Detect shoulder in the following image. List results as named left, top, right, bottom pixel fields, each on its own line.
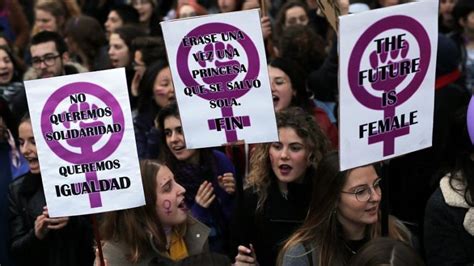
left=65, top=62, right=88, bottom=74
left=281, top=243, right=315, bottom=266
left=8, top=173, right=32, bottom=196
left=212, top=150, right=233, bottom=166
left=185, top=216, right=211, bottom=254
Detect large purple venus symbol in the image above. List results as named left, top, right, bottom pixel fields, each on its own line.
left=347, top=16, right=430, bottom=156
left=177, top=23, right=259, bottom=142
left=41, top=82, right=125, bottom=208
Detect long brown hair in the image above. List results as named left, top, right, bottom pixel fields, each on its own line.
left=100, top=160, right=183, bottom=263
left=246, top=107, right=330, bottom=212
left=277, top=151, right=411, bottom=266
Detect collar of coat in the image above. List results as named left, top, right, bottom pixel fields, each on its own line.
left=440, top=175, right=474, bottom=236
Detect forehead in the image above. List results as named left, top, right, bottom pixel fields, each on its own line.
left=31, top=41, right=58, bottom=57
left=109, top=33, right=125, bottom=45
left=109, top=10, right=121, bottom=19
left=156, top=165, right=173, bottom=184
left=156, top=67, right=171, bottom=78
left=19, top=121, right=33, bottom=137
left=344, top=165, right=378, bottom=188
left=35, top=9, right=54, bottom=18
left=0, top=49, right=9, bottom=58
left=268, top=66, right=288, bottom=78
left=286, top=6, right=306, bottom=16
left=277, top=127, right=304, bottom=143
left=164, top=116, right=181, bottom=129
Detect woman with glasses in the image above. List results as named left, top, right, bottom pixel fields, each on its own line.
left=233, top=107, right=330, bottom=266
left=277, top=151, right=412, bottom=266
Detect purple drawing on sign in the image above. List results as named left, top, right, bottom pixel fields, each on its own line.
left=41, top=82, right=125, bottom=208
left=347, top=15, right=431, bottom=156
left=177, top=23, right=259, bottom=143
left=467, top=96, right=474, bottom=145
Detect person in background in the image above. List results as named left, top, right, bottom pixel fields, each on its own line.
left=217, top=0, right=244, bottom=13
left=108, top=25, right=146, bottom=109
left=134, top=59, right=174, bottom=159
left=130, top=36, right=166, bottom=98
left=99, top=160, right=210, bottom=265
left=273, top=1, right=311, bottom=40
left=31, top=1, right=67, bottom=37
left=233, top=107, right=330, bottom=266
left=350, top=237, right=424, bottom=266
left=18, top=31, right=87, bottom=120
left=450, top=0, right=474, bottom=92
left=439, top=0, right=457, bottom=33
left=277, top=151, right=412, bottom=266
left=63, top=15, right=108, bottom=71
left=424, top=107, right=474, bottom=265
left=8, top=115, right=94, bottom=266
left=104, top=5, right=139, bottom=40
left=0, top=0, right=30, bottom=57
left=157, top=102, right=237, bottom=255
left=268, top=57, right=338, bottom=148
left=0, top=45, right=26, bottom=113
left=131, top=0, right=162, bottom=36
left=176, top=0, right=208, bottom=19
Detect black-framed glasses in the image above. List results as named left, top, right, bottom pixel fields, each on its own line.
left=341, top=178, right=382, bottom=202
left=32, top=54, right=60, bottom=68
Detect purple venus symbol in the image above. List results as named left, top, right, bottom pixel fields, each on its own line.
left=177, top=23, right=259, bottom=142
left=347, top=15, right=431, bottom=156
left=41, top=82, right=125, bottom=208
left=467, top=96, right=474, bottom=145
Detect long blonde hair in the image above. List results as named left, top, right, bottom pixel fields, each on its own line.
left=246, top=107, right=330, bottom=212
left=277, top=152, right=411, bottom=266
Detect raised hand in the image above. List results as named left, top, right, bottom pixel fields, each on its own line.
left=369, top=39, right=410, bottom=91
left=235, top=244, right=258, bottom=266
left=195, top=180, right=216, bottom=208
left=218, top=172, right=236, bottom=195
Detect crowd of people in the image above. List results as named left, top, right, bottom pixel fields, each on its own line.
left=0, top=0, right=473, bottom=265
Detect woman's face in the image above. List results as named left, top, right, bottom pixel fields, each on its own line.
left=440, top=0, right=456, bottom=19
left=337, top=165, right=381, bottom=235
left=153, top=67, right=175, bottom=108
left=218, top=0, right=238, bottom=12
left=104, top=11, right=123, bottom=39
left=35, top=9, right=59, bottom=32
left=284, top=6, right=309, bottom=27
left=164, top=116, right=198, bottom=164
left=379, top=0, right=399, bottom=7
left=19, top=121, right=40, bottom=174
left=132, top=0, right=154, bottom=23
left=155, top=165, right=188, bottom=227
left=269, top=66, right=294, bottom=112
left=108, top=33, right=130, bottom=68
left=269, top=127, right=310, bottom=184
left=0, top=49, right=14, bottom=84
left=179, top=4, right=197, bottom=18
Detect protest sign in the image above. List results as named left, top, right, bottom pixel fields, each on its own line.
left=161, top=9, right=278, bottom=149
left=339, top=0, right=438, bottom=170
left=316, top=0, right=342, bottom=31
left=24, top=68, right=145, bottom=217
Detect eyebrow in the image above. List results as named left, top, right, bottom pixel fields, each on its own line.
left=348, top=177, right=381, bottom=190
left=160, top=178, right=171, bottom=188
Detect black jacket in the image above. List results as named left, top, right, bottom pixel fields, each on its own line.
left=231, top=179, right=312, bottom=266
left=8, top=172, right=94, bottom=266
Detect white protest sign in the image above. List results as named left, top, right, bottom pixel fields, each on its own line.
left=24, top=68, right=145, bottom=217
left=339, top=0, right=438, bottom=170
left=161, top=9, right=278, bottom=149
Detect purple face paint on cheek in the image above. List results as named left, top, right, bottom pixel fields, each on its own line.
left=163, top=199, right=172, bottom=215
